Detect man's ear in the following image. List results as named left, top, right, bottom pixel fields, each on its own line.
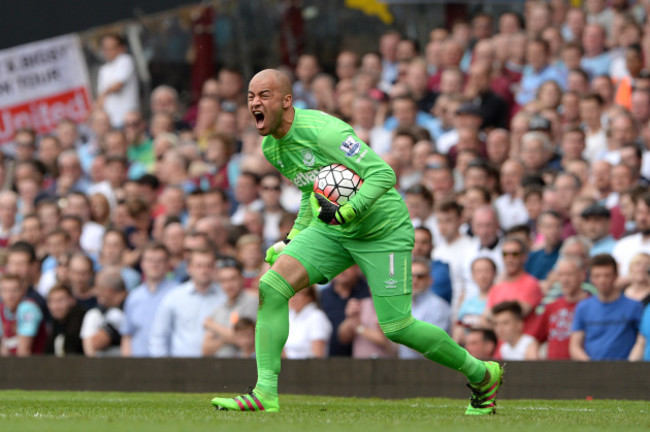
left=283, top=94, right=293, bottom=109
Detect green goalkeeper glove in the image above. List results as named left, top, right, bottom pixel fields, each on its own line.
left=310, top=192, right=357, bottom=225
left=264, top=228, right=300, bottom=265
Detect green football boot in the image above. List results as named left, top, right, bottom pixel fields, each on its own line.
left=211, top=386, right=279, bottom=413
left=465, top=361, right=505, bottom=415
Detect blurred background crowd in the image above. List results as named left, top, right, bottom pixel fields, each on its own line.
left=1, top=0, right=650, bottom=362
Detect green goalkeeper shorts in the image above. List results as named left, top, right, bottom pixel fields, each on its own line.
left=281, top=224, right=414, bottom=297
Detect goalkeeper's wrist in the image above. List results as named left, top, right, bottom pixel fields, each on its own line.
left=335, top=202, right=358, bottom=224
left=287, top=228, right=301, bottom=240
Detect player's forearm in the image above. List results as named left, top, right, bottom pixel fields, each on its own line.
left=349, top=168, right=395, bottom=214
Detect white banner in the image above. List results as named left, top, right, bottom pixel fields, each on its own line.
left=0, top=34, right=92, bottom=143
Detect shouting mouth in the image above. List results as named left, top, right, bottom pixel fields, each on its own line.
left=252, top=110, right=265, bottom=129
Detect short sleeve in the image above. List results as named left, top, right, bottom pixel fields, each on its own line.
left=111, top=54, right=136, bottom=83
left=80, top=309, right=104, bottom=339
left=105, top=308, right=124, bottom=329
left=16, top=302, right=43, bottom=336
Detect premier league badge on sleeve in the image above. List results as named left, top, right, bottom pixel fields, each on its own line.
left=340, top=135, right=361, bottom=157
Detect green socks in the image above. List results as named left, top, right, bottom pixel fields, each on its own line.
left=384, top=318, right=486, bottom=383
left=254, top=270, right=295, bottom=397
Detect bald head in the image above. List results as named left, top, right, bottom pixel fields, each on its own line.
left=250, top=69, right=292, bottom=96
left=247, top=68, right=297, bottom=137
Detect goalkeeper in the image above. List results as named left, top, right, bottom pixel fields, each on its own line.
left=211, top=69, right=503, bottom=415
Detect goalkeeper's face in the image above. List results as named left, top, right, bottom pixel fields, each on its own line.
left=248, top=70, right=292, bottom=138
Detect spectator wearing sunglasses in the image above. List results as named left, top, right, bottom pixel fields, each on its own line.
left=484, top=236, right=542, bottom=335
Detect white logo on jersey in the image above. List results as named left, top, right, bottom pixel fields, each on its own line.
left=302, top=149, right=315, bottom=167
left=292, top=168, right=319, bottom=188
left=384, top=278, right=398, bottom=290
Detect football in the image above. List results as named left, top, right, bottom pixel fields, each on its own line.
left=313, top=164, right=363, bottom=205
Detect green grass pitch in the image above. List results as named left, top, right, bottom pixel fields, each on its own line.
left=0, top=391, right=648, bottom=432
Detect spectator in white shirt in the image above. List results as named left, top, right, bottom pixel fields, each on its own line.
left=433, top=199, right=475, bottom=319
left=463, top=206, right=504, bottom=304
left=613, top=192, right=650, bottom=277
left=96, top=34, right=140, bottom=128
left=494, top=160, right=529, bottom=231
left=284, top=286, right=332, bottom=359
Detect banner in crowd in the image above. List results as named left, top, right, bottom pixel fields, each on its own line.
left=0, top=34, right=92, bottom=144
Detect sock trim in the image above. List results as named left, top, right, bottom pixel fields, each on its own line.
left=379, top=315, right=414, bottom=335
left=261, top=270, right=296, bottom=299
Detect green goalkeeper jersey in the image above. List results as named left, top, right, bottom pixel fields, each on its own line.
left=262, top=107, right=412, bottom=246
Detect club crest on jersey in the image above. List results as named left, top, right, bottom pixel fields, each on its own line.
left=340, top=135, right=361, bottom=157
left=301, top=149, right=315, bottom=167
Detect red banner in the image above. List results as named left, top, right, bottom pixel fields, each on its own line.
left=0, top=86, right=91, bottom=144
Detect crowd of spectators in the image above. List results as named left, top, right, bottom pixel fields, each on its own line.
left=2, top=0, right=650, bottom=362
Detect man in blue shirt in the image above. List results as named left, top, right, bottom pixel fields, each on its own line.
left=580, top=24, right=611, bottom=78
left=637, top=304, right=650, bottom=361
left=570, top=254, right=643, bottom=360
left=413, top=227, right=453, bottom=304
left=399, top=257, right=451, bottom=359
left=525, top=210, right=563, bottom=280
left=149, top=248, right=226, bottom=357
left=121, top=242, right=178, bottom=357
left=516, top=38, right=565, bottom=106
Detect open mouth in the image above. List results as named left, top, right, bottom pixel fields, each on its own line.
left=253, top=110, right=265, bottom=128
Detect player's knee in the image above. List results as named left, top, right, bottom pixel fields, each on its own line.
left=270, top=255, right=311, bottom=289
left=379, top=315, right=415, bottom=344
left=259, top=270, right=296, bottom=302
